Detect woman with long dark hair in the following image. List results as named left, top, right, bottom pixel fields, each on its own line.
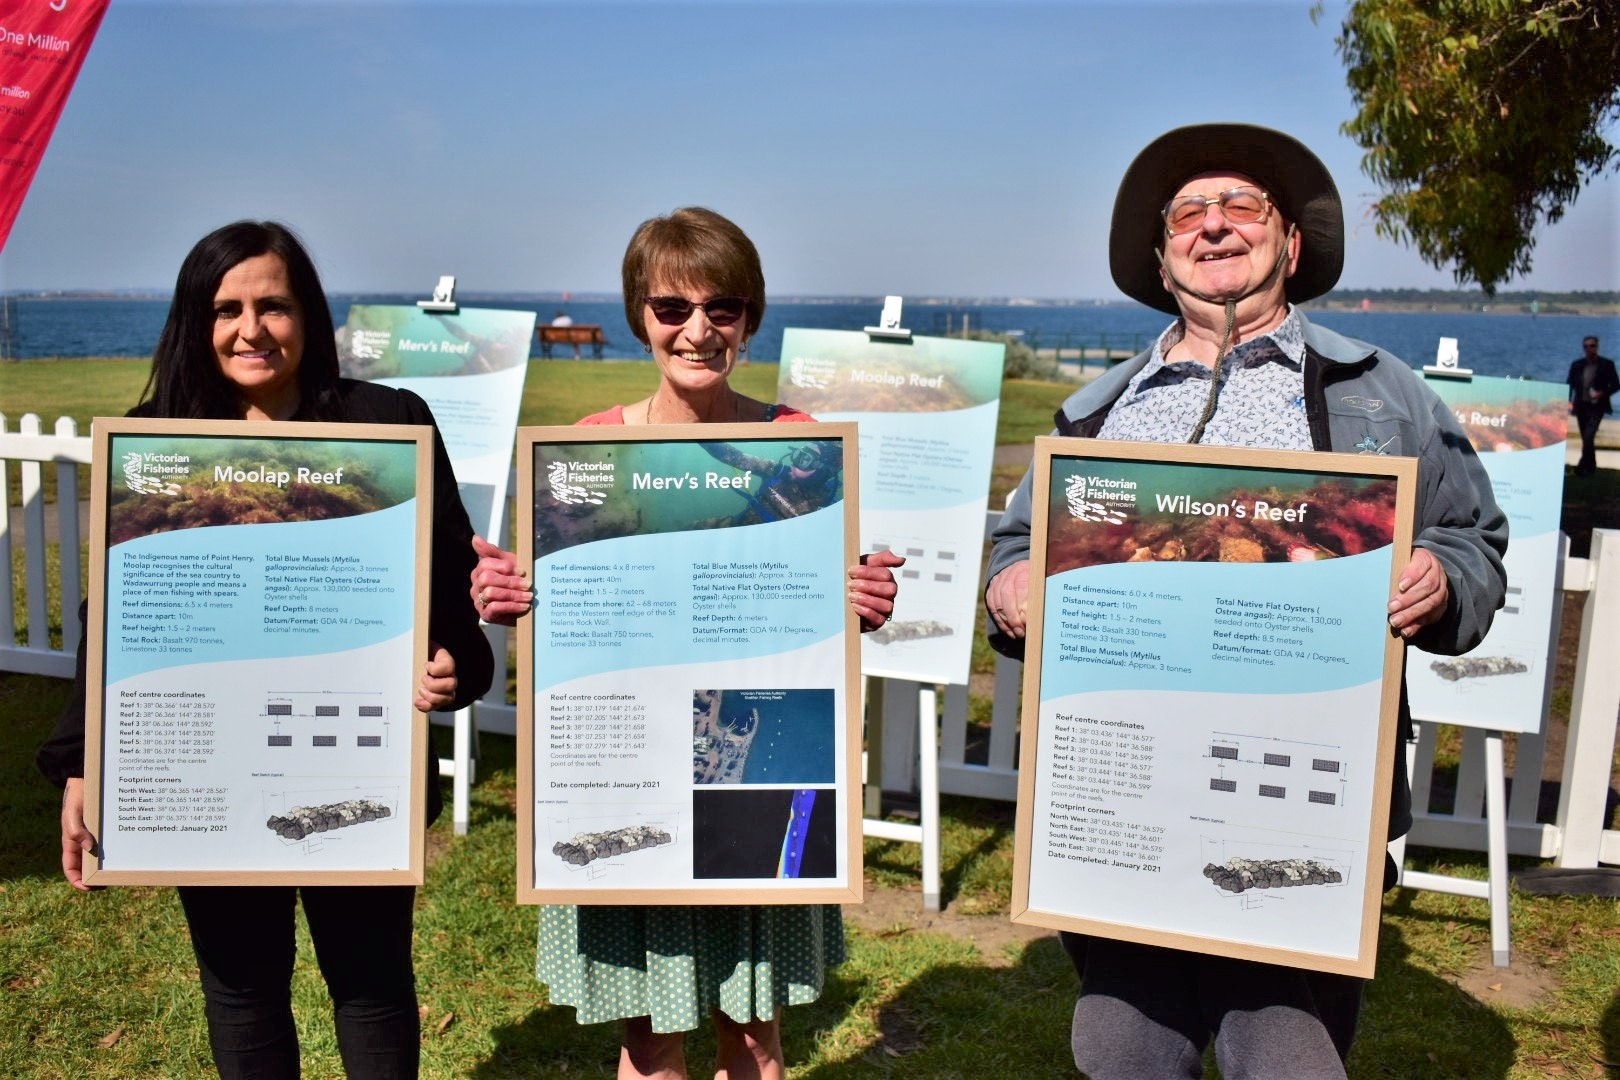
left=38, top=220, right=493, bottom=1078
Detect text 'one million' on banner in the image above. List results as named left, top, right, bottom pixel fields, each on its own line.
left=0, top=0, right=110, bottom=252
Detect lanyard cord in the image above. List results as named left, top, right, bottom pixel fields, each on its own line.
left=1185, top=300, right=1237, bottom=444
left=1153, top=223, right=1297, bottom=445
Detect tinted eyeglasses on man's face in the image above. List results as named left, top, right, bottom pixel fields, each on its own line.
left=645, top=296, right=748, bottom=327
left=1162, top=186, right=1272, bottom=236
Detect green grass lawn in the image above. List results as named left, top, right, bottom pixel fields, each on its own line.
left=4, top=683, right=1619, bottom=1078
left=0, top=357, right=1069, bottom=447
left=7, top=358, right=1620, bottom=1077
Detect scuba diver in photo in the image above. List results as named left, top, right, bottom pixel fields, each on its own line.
left=698, top=439, right=843, bottom=525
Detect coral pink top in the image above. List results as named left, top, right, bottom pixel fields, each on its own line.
left=576, top=403, right=814, bottom=425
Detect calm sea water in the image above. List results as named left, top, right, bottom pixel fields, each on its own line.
left=5, top=296, right=1614, bottom=385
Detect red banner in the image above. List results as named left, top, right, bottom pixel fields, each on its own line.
left=0, top=0, right=109, bottom=253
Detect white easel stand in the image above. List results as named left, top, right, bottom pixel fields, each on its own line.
left=1394, top=355, right=1508, bottom=964
left=437, top=704, right=480, bottom=835
left=436, top=622, right=503, bottom=836
left=1389, top=724, right=1511, bottom=966
left=861, top=677, right=943, bottom=910
left=432, top=459, right=506, bottom=836
left=854, top=296, right=938, bottom=905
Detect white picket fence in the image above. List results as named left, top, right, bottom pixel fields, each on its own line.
left=1, top=413, right=90, bottom=678
left=6, top=412, right=1620, bottom=868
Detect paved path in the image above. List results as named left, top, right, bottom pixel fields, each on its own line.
left=6, top=500, right=90, bottom=545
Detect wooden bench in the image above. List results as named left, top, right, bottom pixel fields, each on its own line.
left=537, top=324, right=607, bottom=359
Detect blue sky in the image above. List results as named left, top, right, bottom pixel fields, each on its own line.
left=3, top=0, right=1616, bottom=298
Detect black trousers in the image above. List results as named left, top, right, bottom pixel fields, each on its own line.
left=1574, top=403, right=1606, bottom=474
left=177, top=885, right=419, bottom=1079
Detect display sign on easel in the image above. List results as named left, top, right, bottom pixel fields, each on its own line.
left=83, top=420, right=433, bottom=885
left=1406, top=373, right=1569, bottom=733
left=1010, top=439, right=1417, bottom=976
left=776, top=316, right=1004, bottom=685
left=514, top=424, right=864, bottom=905
left=338, top=298, right=534, bottom=540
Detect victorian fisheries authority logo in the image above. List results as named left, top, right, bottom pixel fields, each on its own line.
left=1064, top=473, right=1135, bottom=524
left=122, top=451, right=186, bottom=496
left=344, top=328, right=391, bottom=362
left=787, top=355, right=834, bottom=390
left=546, top=460, right=613, bottom=506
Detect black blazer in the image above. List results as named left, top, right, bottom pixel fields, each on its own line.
left=1568, top=354, right=1620, bottom=414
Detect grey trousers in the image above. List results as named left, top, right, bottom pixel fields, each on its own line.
left=1062, top=935, right=1359, bottom=1079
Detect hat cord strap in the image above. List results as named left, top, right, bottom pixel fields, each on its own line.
left=1186, top=300, right=1236, bottom=444
left=1153, top=222, right=1297, bottom=444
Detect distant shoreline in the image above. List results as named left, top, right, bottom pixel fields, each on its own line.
left=7, top=294, right=1618, bottom=318
left=1311, top=302, right=1620, bottom=317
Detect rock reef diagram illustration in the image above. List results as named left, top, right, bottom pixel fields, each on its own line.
left=266, top=799, right=392, bottom=841
left=1203, top=856, right=1344, bottom=894
left=553, top=825, right=674, bottom=867
left=867, top=618, right=954, bottom=646
left=1429, top=656, right=1529, bottom=682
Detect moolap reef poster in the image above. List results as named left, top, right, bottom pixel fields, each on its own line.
left=86, top=421, right=431, bottom=885
left=777, top=328, right=1004, bottom=684
left=517, top=424, right=862, bottom=905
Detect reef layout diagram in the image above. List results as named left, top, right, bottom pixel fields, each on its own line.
left=262, top=691, right=392, bottom=751
left=1205, top=730, right=1349, bottom=811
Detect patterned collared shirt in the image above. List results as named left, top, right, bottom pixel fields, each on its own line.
left=1096, top=307, right=1312, bottom=450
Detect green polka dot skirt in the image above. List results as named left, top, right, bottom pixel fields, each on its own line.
left=536, top=904, right=845, bottom=1033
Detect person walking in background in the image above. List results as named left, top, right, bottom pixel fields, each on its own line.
left=983, top=124, right=1506, bottom=1078
left=1567, top=335, right=1619, bottom=476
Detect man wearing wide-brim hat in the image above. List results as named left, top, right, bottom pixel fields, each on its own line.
left=985, top=124, right=1508, bottom=1076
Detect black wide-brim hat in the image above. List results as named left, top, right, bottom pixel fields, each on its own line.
left=1109, top=123, right=1344, bottom=315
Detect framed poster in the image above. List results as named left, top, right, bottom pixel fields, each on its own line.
left=776, top=328, right=1004, bottom=684
left=83, top=419, right=433, bottom=886
left=1405, top=376, right=1568, bottom=733
left=516, top=423, right=863, bottom=905
left=1011, top=439, right=1417, bottom=977
left=339, top=304, right=535, bottom=539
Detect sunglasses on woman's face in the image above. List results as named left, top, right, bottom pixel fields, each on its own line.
left=645, top=296, right=748, bottom=327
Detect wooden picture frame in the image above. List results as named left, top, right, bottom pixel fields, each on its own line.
left=516, top=423, right=863, bottom=905
left=83, top=419, right=433, bottom=886
left=1010, top=439, right=1417, bottom=977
